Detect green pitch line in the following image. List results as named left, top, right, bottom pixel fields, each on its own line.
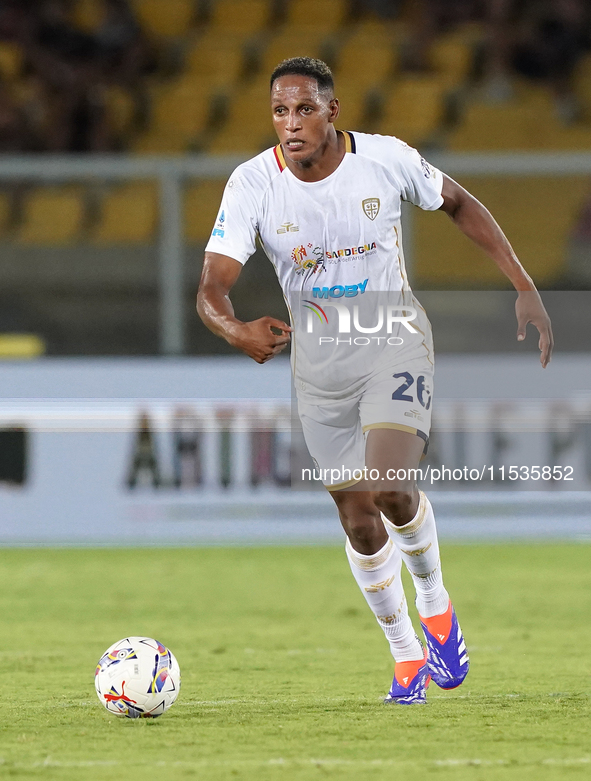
left=1, top=545, right=589, bottom=781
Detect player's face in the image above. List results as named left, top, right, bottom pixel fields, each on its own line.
left=271, top=75, right=339, bottom=165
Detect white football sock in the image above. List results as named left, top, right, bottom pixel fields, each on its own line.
left=381, top=490, right=449, bottom=618
left=345, top=537, right=424, bottom=662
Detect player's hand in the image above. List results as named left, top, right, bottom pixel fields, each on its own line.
left=515, top=291, right=553, bottom=368
left=229, top=317, right=292, bottom=364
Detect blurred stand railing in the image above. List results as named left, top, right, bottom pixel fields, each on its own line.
left=3, top=152, right=591, bottom=355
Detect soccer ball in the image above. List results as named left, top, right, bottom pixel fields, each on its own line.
left=95, top=637, right=181, bottom=718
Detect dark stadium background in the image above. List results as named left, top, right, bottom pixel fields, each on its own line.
left=0, top=0, right=590, bottom=357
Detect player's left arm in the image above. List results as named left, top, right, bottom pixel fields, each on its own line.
left=439, top=174, right=553, bottom=368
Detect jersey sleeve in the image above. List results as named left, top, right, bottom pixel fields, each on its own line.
left=393, top=139, right=444, bottom=211
left=204, top=167, right=261, bottom=264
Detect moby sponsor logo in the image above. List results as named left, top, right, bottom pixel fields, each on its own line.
left=312, top=279, right=368, bottom=299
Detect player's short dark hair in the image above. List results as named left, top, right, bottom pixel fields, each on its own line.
left=270, top=57, right=334, bottom=94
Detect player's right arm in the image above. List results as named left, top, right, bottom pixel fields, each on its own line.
left=197, top=251, right=292, bottom=364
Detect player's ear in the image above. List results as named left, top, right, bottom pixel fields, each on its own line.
left=328, top=98, right=340, bottom=123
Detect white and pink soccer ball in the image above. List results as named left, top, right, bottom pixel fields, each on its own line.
left=95, top=637, right=180, bottom=718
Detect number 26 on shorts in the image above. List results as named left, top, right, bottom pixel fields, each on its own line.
left=391, top=372, right=432, bottom=410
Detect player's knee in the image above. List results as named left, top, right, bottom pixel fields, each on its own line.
left=373, top=489, right=415, bottom=522
left=343, top=515, right=386, bottom=554
left=342, top=513, right=380, bottom=545
left=335, top=501, right=376, bottom=532
left=331, top=493, right=381, bottom=544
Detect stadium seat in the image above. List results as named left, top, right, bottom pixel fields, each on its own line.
left=448, top=86, right=591, bottom=151
left=0, top=334, right=45, bottom=359
left=0, top=191, right=12, bottom=236
left=16, top=187, right=85, bottom=245
left=103, top=85, right=137, bottom=143
left=258, top=27, right=328, bottom=75
left=448, top=89, right=547, bottom=150
left=131, top=0, right=196, bottom=39
left=574, top=53, right=591, bottom=118
left=334, top=25, right=399, bottom=90
left=134, top=126, right=203, bottom=155
left=92, top=183, right=158, bottom=244
left=208, top=123, right=274, bottom=155
left=539, top=123, right=591, bottom=151
left=0, top=42, right=23, bottom=81
left=207, top=76, right=276, bottom=153
left=378, top=75, right=447, bottom=147
left=185, top=35, right=246, bottom=88
left=208, top=0, right=271, bottom=35
left=414, top=176, right=590, bottom=286
left=184, top=180, right=227, bottom=243
left=286, top=0, right=348, bottom=32
left=429, top=30, right=475, bottom=87
left=71, top=0, right=104, bottom=31
left=133, top=78, right=213, bottom=153
left=133, top=127, right=192, bottom=154
left=333, top=82, right=373, bottom=131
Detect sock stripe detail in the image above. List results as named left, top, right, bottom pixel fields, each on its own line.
left=381, top=491, right=428, bottom=537
left=400, top=542, right=432, bottom=557
left=345, top=537, right=394, bottom=571
left=364, top=575, right=395, bottom=593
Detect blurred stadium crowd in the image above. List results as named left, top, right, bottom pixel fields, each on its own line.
left=0, top=0, right=591, bottom=154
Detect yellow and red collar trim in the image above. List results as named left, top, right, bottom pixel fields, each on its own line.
left=273, top=143, right=287, bottom=171
left=273, top=130, right=356, bottom=172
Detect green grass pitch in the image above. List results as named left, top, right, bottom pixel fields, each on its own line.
left=1, top=544, right=590, bottom=781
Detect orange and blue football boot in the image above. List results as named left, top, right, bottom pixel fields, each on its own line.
left=384, top=648, right=430, bottom=705
left=419, top=601, right=469, bottom=690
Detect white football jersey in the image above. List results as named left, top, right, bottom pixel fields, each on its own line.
left=205, top=131, right=444, bottom=399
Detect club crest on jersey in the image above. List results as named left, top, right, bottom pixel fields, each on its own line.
left=362, top=198, right=380, bottom=221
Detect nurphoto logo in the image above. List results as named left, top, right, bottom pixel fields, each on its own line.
left=301, top=298, right=420, bottom=347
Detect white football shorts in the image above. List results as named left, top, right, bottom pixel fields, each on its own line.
left=297, top=352, right=434, bottom=490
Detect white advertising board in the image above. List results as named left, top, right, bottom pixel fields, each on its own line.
left=1, top=356, right=591, bottom=544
